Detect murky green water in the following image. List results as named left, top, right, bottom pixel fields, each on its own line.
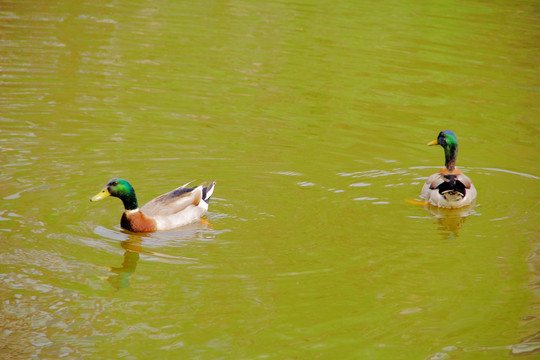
left=1, top=0, right=539, bottom=359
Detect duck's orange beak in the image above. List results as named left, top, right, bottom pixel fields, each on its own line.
left=91, top=188, right=110, bottom=201
left=427, top=139, right=438, bottom=146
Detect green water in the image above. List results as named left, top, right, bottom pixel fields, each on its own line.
left=1, top=0, right=539, bottom=359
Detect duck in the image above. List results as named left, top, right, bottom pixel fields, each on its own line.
left=91, top=178, right=216, bottom=232
left=421, top=130, right=476, bottom=208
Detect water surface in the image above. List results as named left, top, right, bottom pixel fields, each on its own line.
left=1, top=0, right=539, bottom=359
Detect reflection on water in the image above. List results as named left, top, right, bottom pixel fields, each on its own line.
left=104, top=233, right=204, bottom=290
left=106, top=240, right=141, bottom=290
left=423, top=203, right=476, bottom=239
left=511, top=331, right=540, bottom=357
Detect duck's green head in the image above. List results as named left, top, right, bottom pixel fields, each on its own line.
left=428, top=130, right=458, bottom=170
left=91, top=178, right=138, bottom=210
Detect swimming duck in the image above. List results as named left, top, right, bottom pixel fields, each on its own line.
left=91, top=178, right=216, bottom=232
left=421, top=130, right=476, bottom=208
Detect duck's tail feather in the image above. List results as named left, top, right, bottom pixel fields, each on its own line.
left=203, top=181, right=216, bottom=203
left=439, top=175, right=466, bottom=197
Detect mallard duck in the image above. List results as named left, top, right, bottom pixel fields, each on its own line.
left=421, top=130, right=476, bottom=208
left=91, top=178, right=216, bottom=232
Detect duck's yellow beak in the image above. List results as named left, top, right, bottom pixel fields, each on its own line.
left=427, top=139, right=438, bottom=146
left=91, top=188, right=110, bottom=201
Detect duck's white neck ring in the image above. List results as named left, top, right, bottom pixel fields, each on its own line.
left=124, top=208, right=140, bottom=215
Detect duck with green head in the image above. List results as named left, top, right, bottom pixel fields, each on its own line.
left=421, top=130, right=476, bottom=208
left=91, top=178, right=216, bottom=232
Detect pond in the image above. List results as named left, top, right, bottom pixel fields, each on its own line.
left=1, top=0, right=539, bottom=359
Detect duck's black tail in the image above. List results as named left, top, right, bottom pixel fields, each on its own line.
left=203, top=181, right=216, bottom=203
left=439, top=175, right=466, bottom=196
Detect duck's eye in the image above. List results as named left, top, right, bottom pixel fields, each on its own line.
left=110, top=181, right=118, bottom=186
left=438, top=135, right=446, bottom=145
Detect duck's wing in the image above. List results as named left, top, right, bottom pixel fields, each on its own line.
left=141, top=185, right=203, bottom=217
left=455, top=173, right=473, bottom=189
left=425, top=173, right=445, bottom=189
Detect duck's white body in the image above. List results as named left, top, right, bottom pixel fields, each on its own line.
left=140, top=183, right=215, bottom=230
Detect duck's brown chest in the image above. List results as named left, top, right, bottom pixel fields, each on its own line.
left=121, top=211, right=157, bottom=232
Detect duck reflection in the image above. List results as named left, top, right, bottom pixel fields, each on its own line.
left=424, top=203, right=475, bottom=239
left=104, top=223, right=206, bottom=290
left=106, top=237, right=143, bottom=290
